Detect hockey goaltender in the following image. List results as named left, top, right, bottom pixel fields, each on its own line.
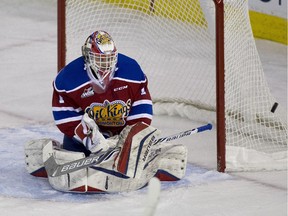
left=24, top=30, right=188, bottom=193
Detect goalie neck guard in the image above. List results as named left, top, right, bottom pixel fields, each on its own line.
left=82, top=30, right=118, bottom=93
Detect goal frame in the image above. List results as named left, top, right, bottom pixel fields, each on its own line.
left=57, top=0, right=226, bottom=172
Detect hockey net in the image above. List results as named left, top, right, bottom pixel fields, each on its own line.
left=58, top=0, right=287, bottom=171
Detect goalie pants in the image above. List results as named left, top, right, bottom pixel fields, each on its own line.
left=63, top=135, right=91, bottom=157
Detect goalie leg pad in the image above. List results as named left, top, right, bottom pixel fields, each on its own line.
left=42, top=141, right=87, bottom=193
left=87, top=162, right=157, bottom=193
left=25, top=138, right=61, bottom=177
left=115, top=122, right=160, bottom=179
left=154, top=144, right=188, bottom=181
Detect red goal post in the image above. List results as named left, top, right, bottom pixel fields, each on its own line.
left=57, top=0, right=287, bottom=172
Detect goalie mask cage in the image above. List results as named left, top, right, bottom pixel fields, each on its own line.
left=57, top=0, right=287, bottom=172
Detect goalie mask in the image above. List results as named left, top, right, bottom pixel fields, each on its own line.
left=82, top=30, right=118, bottom=93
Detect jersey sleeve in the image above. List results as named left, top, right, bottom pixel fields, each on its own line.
left=52, top=82, right=84, bottom=137
left=126, top=74, right=153, bottom=126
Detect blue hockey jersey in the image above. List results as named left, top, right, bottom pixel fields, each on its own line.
left=52, top=53, right=153, bottom=137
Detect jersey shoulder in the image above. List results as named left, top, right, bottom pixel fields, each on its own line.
left=115, top=53, right=146, bottom=83
left=54, top=57, right=90, bottom=92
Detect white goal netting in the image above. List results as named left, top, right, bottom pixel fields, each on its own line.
left=62, top=0, right=287, bottom=171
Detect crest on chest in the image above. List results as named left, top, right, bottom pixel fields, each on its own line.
left=87, top=99, right=132, bottom=127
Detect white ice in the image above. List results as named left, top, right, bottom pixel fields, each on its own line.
left=0, top=1, right=286, bottom=216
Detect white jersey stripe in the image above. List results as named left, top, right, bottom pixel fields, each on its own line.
left=113, top=77, right=146, bottom=84
left=55, top=116, right=82, bottom=125
left=54, top=80, right=91, bottom=93
left=52, top=106, right=83, bottom=112
left=132, top=99, right=153, bottom=107
left=127, top=113, right=153, bottom=121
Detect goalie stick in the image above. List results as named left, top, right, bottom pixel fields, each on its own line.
left=153, top=123, right=212, bottom=145
left=44, top=146, right=121, bottom=177
left=44, top=123, right=212, bottom=177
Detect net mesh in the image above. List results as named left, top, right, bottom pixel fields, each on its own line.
left=63, top=0, right=287, bottom=170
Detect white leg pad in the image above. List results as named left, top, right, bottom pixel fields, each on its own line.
left=87, top=161, right=157, bottom=193
left=42, top=142, right=87, bottom=192
left=115, top=122, right=160, bottom=179
left=24, top=138, right=61, bottom=177
left=87, top=146, right=161, bottom=193
left=155, top=143, right=188, bottom=181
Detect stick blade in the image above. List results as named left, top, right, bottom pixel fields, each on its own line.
left=44, top=156, right=59, bottom=177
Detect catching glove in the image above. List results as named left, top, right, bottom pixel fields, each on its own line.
left=74, top=112, right=108, bottom=153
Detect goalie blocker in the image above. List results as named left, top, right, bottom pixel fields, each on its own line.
left=25, top=122, right=188, bottom=193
